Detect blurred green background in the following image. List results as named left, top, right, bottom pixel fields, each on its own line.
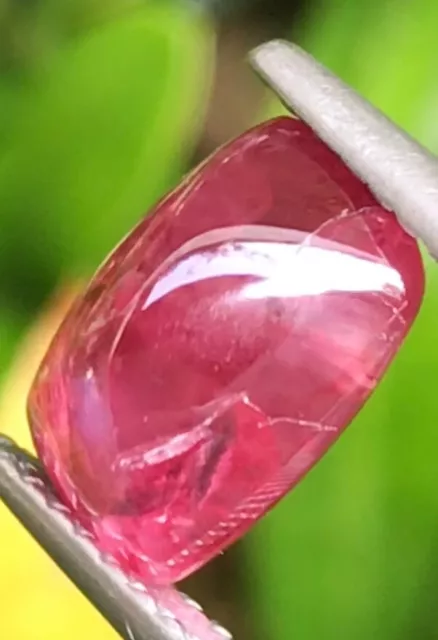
left=1, top=0, right=438, bottom=638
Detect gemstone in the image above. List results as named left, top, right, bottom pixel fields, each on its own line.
left=28, top=117, right=424, bottom=584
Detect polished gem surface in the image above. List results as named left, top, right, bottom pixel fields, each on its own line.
left=28, top=117, right=424, bottom=584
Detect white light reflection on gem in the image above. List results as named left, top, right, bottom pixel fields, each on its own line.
left=142, top=225, right=404, bottom=309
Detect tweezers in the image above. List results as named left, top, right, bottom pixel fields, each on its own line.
left=1, top=39, right=438, bottom=640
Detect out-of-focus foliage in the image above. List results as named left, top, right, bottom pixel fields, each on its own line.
left=250, top=2, right=438, bottom=639
left=0, top=2, right=213, bottom=638
left=0, top=0, right=213, bottom=306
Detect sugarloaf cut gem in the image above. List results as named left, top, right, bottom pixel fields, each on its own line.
left=28, top=117, right=424, bottom=584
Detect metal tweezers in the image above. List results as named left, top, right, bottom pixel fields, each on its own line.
left=1, top=40, right=438, bottom=640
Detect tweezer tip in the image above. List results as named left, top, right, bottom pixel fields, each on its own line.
left=249, top=37, right=438, bottom=258
left=1, top=438, right=232, bottom=640
left=250, top=38, right=292, bottom=59
left=0, top=434, right=15, bottom=451
left=249, top=39, right=314, bottom=74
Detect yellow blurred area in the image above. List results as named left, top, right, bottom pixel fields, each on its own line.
left=0, top=287, right=118, bottom=640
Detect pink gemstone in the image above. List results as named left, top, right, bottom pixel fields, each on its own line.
left=28, top=117, right=424, bottom=584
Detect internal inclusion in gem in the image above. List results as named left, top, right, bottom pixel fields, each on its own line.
left=27, top=117, right=424, bottom=584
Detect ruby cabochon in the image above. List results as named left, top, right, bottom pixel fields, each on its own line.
left=28, top=117, right=425, bottom=585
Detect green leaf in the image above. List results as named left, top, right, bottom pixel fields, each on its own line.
left=0, top=2, right=213, bottom=285
left=0, top=308, right=26, bottom=382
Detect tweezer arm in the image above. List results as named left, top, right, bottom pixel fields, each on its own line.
left=0, top=436, right=174, bottom=640
left=0, top=436, right=229, bottom=640
left=250, top=40, right=438, bottom=258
